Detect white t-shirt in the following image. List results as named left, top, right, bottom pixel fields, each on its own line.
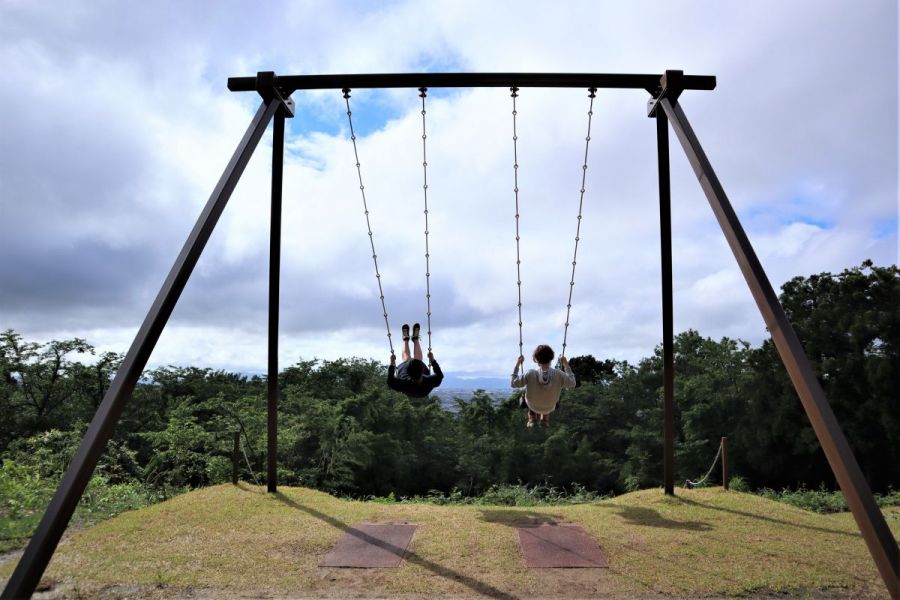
left=511, top=364, right=576, bottom=414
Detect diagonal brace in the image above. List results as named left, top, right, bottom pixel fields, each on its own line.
left=2, top=87, right=291, bottom=599
left=659, top=95, right=899, bottom=599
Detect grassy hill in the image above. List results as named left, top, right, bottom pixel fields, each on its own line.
left=3, top=484, right=898, bottom=598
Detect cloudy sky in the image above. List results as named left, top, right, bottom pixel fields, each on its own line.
left=1, top=1, right=897, bottom=384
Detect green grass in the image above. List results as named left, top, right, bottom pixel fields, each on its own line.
left=2, top=485, right=897, bottom=598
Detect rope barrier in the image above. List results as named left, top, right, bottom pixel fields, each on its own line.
left=685, top=439, right=723, bottom=488
left=343, top=88, right=394, bottom=356
left=239, top=434, right=262, bottom=487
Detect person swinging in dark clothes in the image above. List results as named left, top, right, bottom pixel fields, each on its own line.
left=387, top=323, right=444, bottom=398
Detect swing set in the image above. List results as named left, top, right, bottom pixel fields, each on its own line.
left=343, top=84, right=596, bottom=360
left=3, top=71, right=897, bottom=599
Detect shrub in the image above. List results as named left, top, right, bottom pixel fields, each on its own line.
left=758, top=485, right=847, bottom=513
left=728, top=475, right=750, bottom=492
left=398, top=483, right=605, bottom=506
left=0, top=460, right=156, bottom=551
left=876, top=488, right=900, bottom=508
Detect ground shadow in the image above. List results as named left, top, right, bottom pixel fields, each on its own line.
left=478, top=509, right=565, bottom=527
left=677, top=495, right=861, bottom=539
left=481, top=501, right=712, bottom=532
left=272, top=492, right=516, bottom=600
left=233, top=481, right=266, bottom=494
left=479, top=503, right=712, bottom=532
left=478, top=510, right=609, bottom=569
left=608, top=504, right=713, bottom=531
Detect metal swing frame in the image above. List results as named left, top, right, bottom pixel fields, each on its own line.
left=3, top=70, right=897, bottom=599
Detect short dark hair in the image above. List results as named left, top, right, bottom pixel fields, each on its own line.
left=406, top=359, right=426, bottom=380
left=533, top=344, right=554, bottom=365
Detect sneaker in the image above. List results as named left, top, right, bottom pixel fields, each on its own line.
left=526, top=420, right=535, bottom=428
left=401, top=324, right=410, bottom=342
left=411, top=323, right=421, bottom=341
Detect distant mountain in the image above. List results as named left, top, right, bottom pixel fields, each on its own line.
left=439, top=375, right=511, bottom=390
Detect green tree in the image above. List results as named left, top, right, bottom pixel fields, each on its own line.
left=741, top=261, right=900, bottom=491
left=568, top=355, right=617, bottom=387
left=0, top=330, right=93, bottom=443
left=672, top=331, right=753, bottom=484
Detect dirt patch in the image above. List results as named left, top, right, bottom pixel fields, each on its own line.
left=0, top=547, right=24, bottom=568
left=19, top=580, right=883, bottom=600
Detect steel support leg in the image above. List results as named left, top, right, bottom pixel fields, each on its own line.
left=267, top=111, right=284, bottom=493
left=657, top=110, right=675, bottom=496
left=1, top=98, right=281, bottom=600
left=659, top=96, right=899, bottom=598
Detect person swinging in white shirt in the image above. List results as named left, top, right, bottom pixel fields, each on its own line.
left=511, top=344, right=576, bottom=428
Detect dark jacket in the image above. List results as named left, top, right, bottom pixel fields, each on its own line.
left=387, top=359, right=444, bottom=398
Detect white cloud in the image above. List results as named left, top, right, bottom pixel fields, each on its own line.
left=0, top=0, right=896, bottom=382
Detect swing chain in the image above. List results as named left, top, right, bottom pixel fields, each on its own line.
left=511, top=86, right=524, bottom=359
left=419, top=87, right=433, bottom=353
left=561, top=87, right=597, bottom=358
left=343, top=88, right=394, bottom=356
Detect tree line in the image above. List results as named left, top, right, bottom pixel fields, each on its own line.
left=1, top=261, right=897, bottom=500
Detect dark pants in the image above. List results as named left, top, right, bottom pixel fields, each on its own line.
left=397, top=360, right=431, bottom=378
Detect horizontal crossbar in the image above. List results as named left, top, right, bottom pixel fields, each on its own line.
left=227, top=72, right=716, bottom=95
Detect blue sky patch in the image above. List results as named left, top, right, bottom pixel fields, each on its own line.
left=283, top=51, right=467, bottom=140
left=791, top=215, right=834, bottom=229
left=872, top=218, right=897, bottom=240
left=780, top=193, right=836, bottom=229
left=744, top=192, right=837, bottom=231
left=285, top=86, right=463, bottom=140
left=287, top=91, right=403, bottom=138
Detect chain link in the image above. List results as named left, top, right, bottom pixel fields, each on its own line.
left=343, top=88, right=394, bottom=356
left=511, top=87, right=524, bottom=359
left=561, top=88, right=597, bottom=358
left=419, top=87, right=433, bottom=353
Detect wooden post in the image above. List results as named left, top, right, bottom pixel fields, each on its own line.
left=232, top=431, right=240, bottom=485
left=721, top=436, right=728, bottom=490
left=267, top=109, right=285, bottom=494
left=657, top=109, right=675, bottom=497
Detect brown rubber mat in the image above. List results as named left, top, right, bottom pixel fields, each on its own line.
left=516, top=524, right=608, bottom=568
left=319, top=523, right=416, bottom=568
